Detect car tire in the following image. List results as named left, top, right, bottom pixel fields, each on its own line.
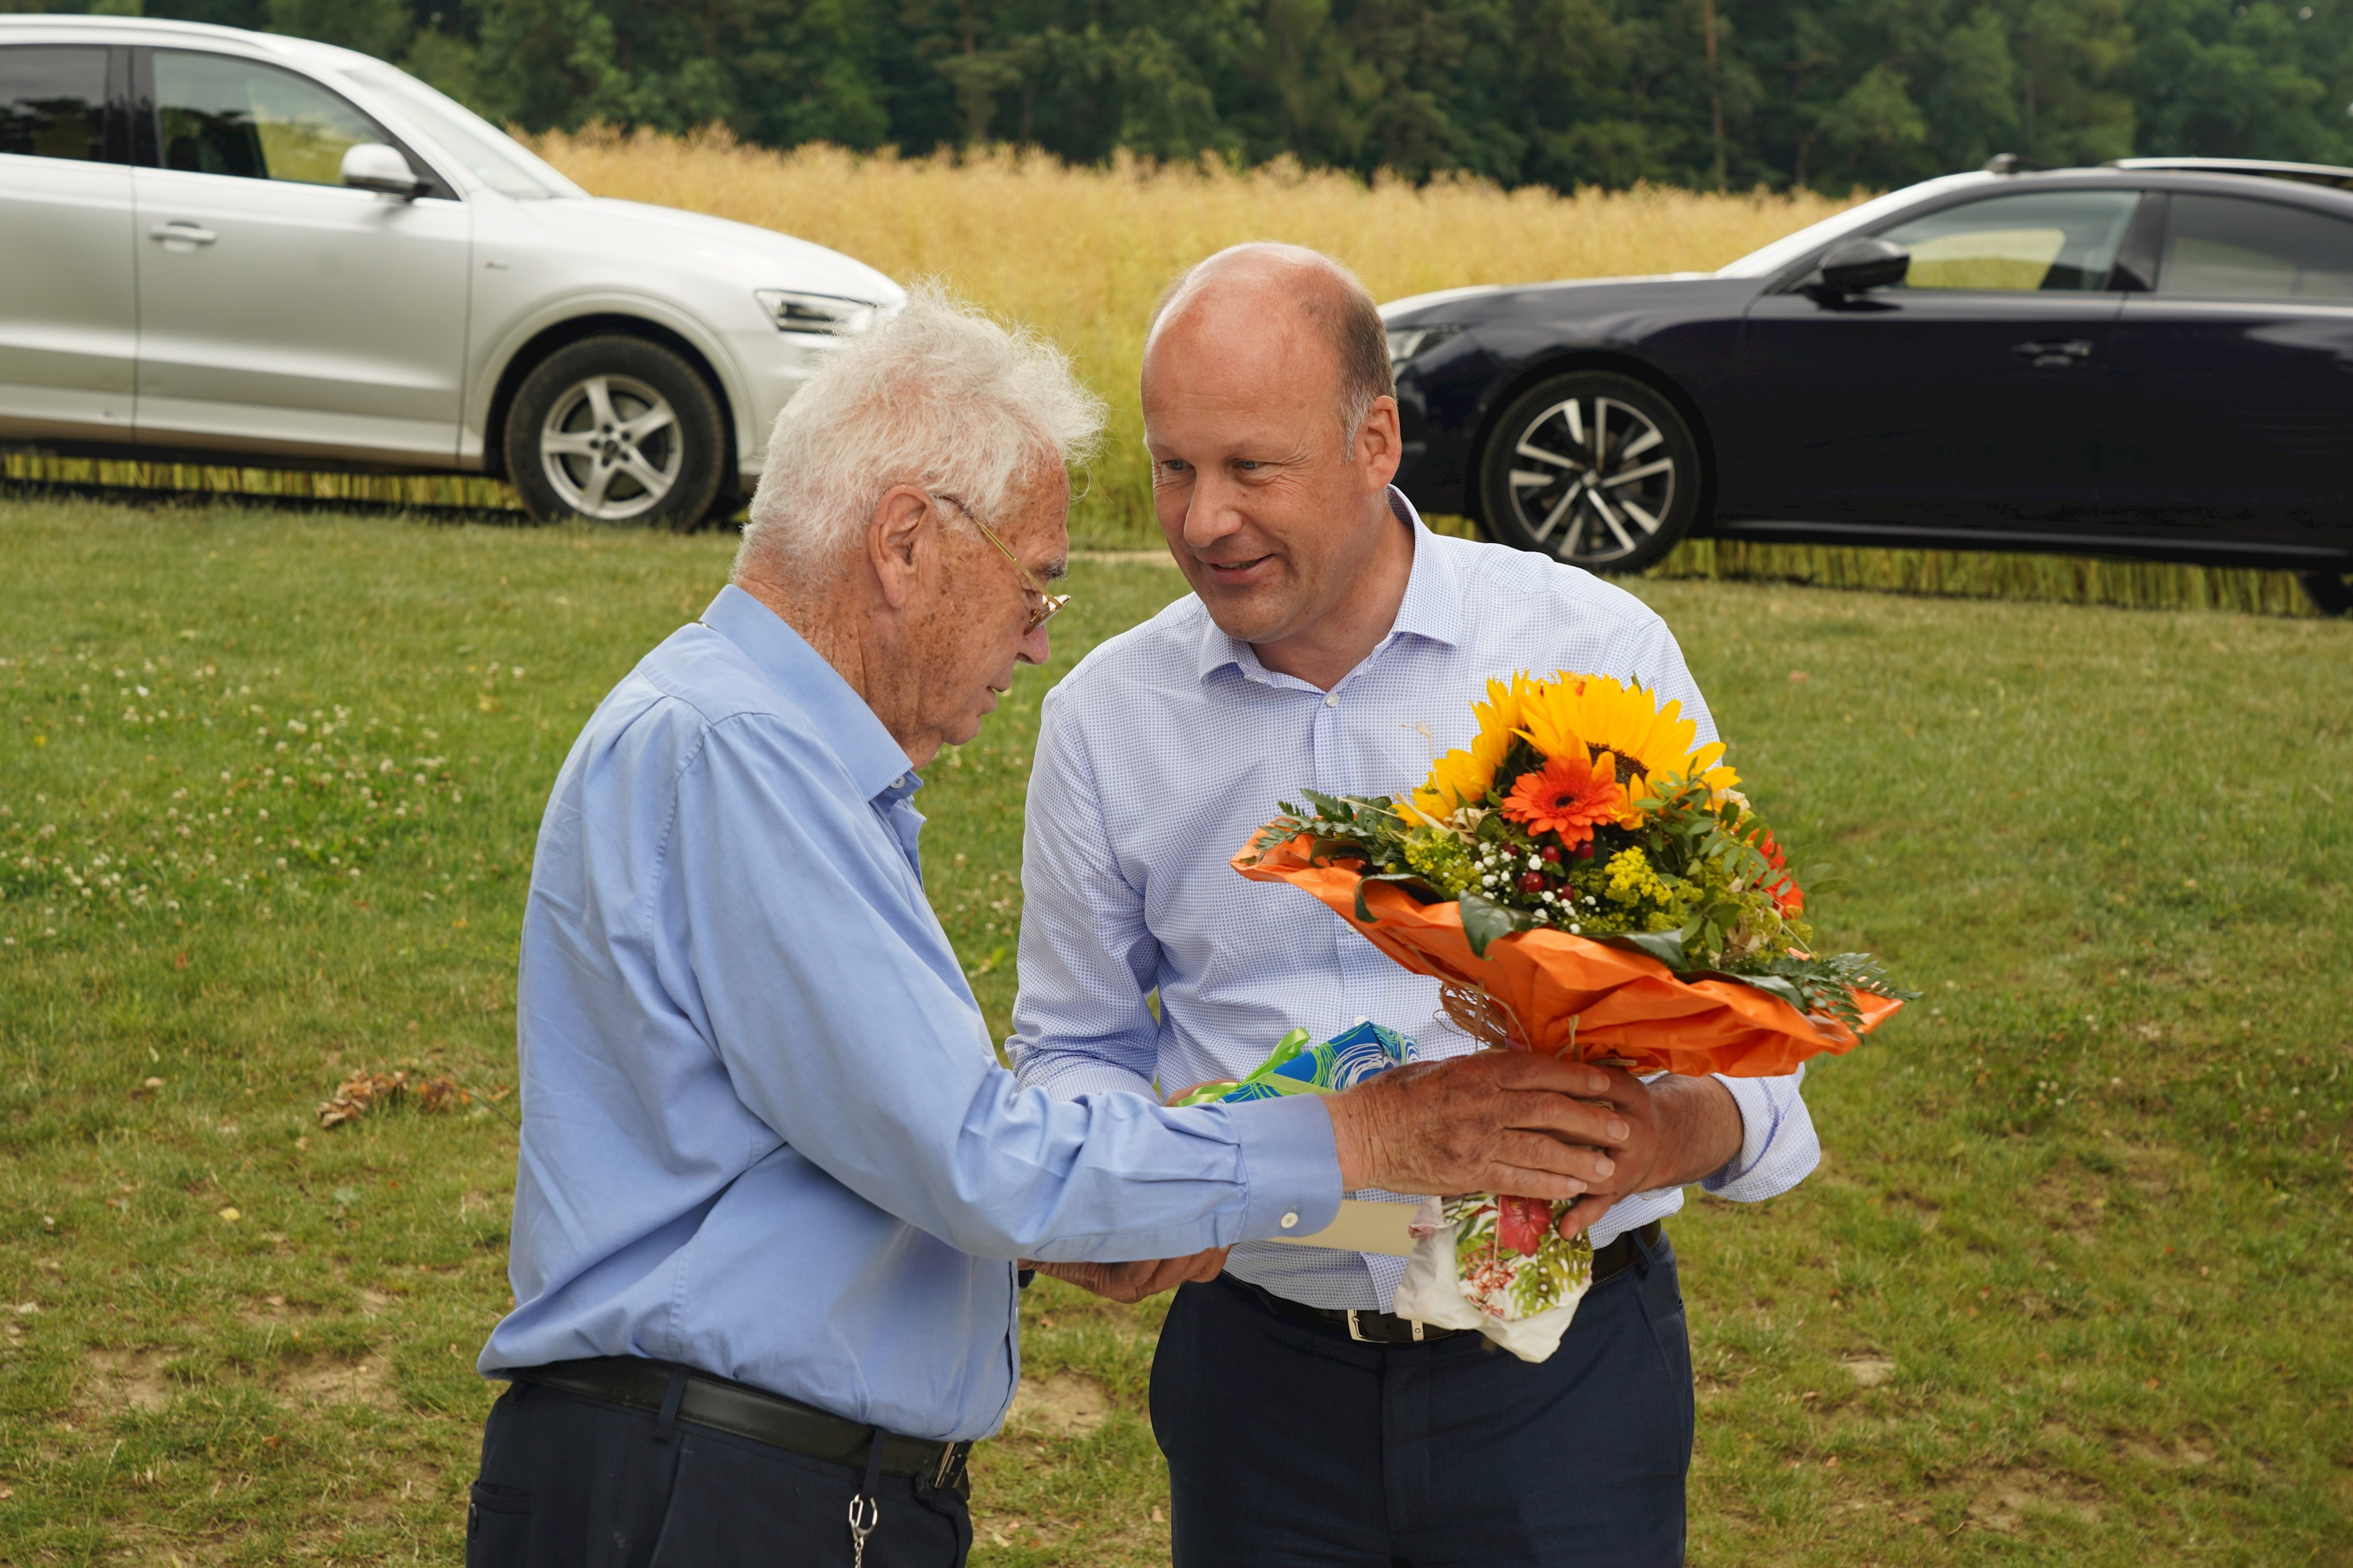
left=1476, top=370, right=1701, bottom=574
left=2299, top=570, right=2353, bottom=617
left=504, top=336, right=728, bottom=529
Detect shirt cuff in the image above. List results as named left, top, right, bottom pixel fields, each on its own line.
left=1216, top=1092, right=1344, bottom=1243
left=1700, top=1069, right=1819, bottom=1203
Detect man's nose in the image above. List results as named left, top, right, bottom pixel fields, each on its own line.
left=1182, top=476, right=1245, bottom=551
left=1016, top=622, right=1051, bottom=666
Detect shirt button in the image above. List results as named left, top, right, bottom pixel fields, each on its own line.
left=1322, top=692, right=1339, bottom=709
left=1279, top=1211, right=1299, bottom=1229
left=892, top=775, right=907, bottom=789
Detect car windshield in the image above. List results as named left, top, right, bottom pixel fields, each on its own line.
left=345, top=64, right=581, bottom=200
left=1715, top=176, right=1987, bottom=279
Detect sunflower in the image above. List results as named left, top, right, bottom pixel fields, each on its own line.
left=1499, top=750, right=1625, bottom=847
left=1400, top=675, right=1529, bottom=824
left=1514, top=673, right=1738, bottom=807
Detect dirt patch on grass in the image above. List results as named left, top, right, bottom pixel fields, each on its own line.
left=1005, top=1372, right=1109, bottom=1438
left=1962, top=1467, right=2103, bottom=1533
left=2123, top=1436, right=2214, bottom=1469
left=83, top=1347, right=175, bottom=1414
left=279, top=1351, right=395, bottom=1409
left=1840, top=1355, right=1896, bottom=1388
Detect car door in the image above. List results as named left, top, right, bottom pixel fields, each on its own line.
left=0, top=42, right=136, bottom=442
left=130, top=47, right=470, bottom=464
left=2103, top=191, right=2353, bottom=561
left=1728, top=187, right=2142, bottom=534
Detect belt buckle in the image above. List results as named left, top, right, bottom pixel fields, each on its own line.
left=1344, top=1311, right=1427, bottom=1344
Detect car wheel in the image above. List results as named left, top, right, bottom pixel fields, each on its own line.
left=504, top=336, right=727, bottom=528
left=2300, top=570, right=2353, bottom=617
left=1477, top=370, right=1700, bottom=573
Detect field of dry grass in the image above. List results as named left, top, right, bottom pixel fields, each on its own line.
left=529, top=129, right=1855, bottom=534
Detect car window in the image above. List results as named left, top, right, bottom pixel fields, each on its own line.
left=346, top=63, right=578, bottom=199
left=2159, top=194, right=2353, bottom=300
left=1874, top=190, right=2141, bottom=292
left=153, top=51, right=387, bottom=186
left=0, top=45, right=107, bottom=163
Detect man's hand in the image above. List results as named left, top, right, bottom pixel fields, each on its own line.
left=1023, top=1249, right=1230, bottom=1305
left=1550, top=1068, right=1745, bottom=1240
left=1324, top=1053, right=1632, bottom=1202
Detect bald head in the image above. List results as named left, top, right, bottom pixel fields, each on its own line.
left=1147, top=244, right=1394, bottom=447
left=1137, top=242, right=1413, bottom=689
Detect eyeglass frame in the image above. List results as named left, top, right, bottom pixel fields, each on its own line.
left=931, top=492, right=1070, bottom=633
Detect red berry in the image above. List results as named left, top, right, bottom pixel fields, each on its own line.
left=1575, top=843, right=1596, bottom=860
left=1517, top=870, right=1546, bottom=894
left=1540, top=845, right=1563, bottom=863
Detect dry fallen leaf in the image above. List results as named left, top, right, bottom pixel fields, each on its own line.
left=218, top=1207, right=241, bottom=1223
left=317, top=1070, right=472, bottom=1129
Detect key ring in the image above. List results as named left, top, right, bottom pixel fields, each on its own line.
left=846, top=1494, right=880, bottom=1568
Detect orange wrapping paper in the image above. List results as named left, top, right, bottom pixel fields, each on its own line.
left=1235, top=833, right=1903, bottom=1076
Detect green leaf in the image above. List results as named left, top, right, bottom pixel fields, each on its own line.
left=1457, top=890, right=1530, bottom=959
left=1354, top=871, right=1436, bottom=922
left=1602, top=929, right=1689, bottom=968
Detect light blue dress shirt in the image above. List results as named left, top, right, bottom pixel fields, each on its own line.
left=481, top=585, right=1342, bottom=1442
left=1009, top=492, right=1820, bottom=1312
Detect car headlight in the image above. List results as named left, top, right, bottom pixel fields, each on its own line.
left=1386, top=325, right=1462, bottom=366
left=755, top=289, right=880, bottom=335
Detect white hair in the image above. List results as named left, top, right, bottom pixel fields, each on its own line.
left=736, top=287, right=1104, bottom=578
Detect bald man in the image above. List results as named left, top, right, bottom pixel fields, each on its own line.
left=1006, top=245, right=1822, bottom=1566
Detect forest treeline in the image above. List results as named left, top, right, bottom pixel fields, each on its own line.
left=24, top=0, right=2353, bottom=191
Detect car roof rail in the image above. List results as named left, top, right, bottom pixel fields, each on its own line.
left=2105, top=156, right=2353, bottom=190
left=1983, top=152, right=2046, bottom=175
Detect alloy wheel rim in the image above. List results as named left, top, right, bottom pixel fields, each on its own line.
left=1505, top=395, right=1677, bottom=565
left=539, top=374, right=682, bottom=522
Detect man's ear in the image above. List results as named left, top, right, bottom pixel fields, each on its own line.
left=866, top=485, right=936, bottom=612
left=1356, top=396, right=1403, bottom=491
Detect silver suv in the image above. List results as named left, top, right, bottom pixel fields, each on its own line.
left=0, top=14, right=904, bottom=527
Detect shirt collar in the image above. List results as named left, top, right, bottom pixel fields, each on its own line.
left=1193, top=485, right=1464, bottom=684
left=701, top=584, right=916, bottom=803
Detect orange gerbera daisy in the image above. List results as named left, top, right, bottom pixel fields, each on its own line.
left=1499, top=751, right=1625, bottom=847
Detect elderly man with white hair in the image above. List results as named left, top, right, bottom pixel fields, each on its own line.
left=464, top=292, right=1629, bottom=1568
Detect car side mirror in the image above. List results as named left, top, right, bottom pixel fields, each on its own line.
left=341, top=142, right=427, bottom=200
left=1815, top=237, right=1910, bottom=295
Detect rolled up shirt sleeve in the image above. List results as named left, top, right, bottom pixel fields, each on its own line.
left=668, top=714, right=1340, bottom=1264
left=1700, top=1067, right=1820, bottom=1202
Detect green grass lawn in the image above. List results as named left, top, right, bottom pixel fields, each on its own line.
left=1, top=490, right=2347, bottom=1566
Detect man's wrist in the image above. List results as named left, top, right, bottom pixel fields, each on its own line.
left=1651, top=1075, right=1745, bottom=1189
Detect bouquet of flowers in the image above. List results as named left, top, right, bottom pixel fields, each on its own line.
left=1232, top=671, right=1914, bottom=1360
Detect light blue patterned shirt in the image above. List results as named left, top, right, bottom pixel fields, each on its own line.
left=481, top=585, right=1342, bottom=1440
left=1009, top=493, right=1820, bottom=1312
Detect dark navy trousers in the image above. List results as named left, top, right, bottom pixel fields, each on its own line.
left=465, top=1380, right=972, bottom=1567
left=1150, top=1230, right=1694, bottom=1567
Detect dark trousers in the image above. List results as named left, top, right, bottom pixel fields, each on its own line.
left=1150, top=1231, right=1694, bottom=1567
left=466, top=1378, right=973, bottom=1568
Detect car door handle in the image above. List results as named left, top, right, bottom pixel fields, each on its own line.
left=147, top=222, right=217, bottom=246
left=2013, top=338, right=2092, bottom=367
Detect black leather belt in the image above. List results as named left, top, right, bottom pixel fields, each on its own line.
left=514, top=1357, right=971, bottom=1494
left=1239, top=1219, right=1663, bottom=1345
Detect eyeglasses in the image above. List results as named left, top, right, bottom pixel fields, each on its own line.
left=932, top=493, right=1070, bottom=633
